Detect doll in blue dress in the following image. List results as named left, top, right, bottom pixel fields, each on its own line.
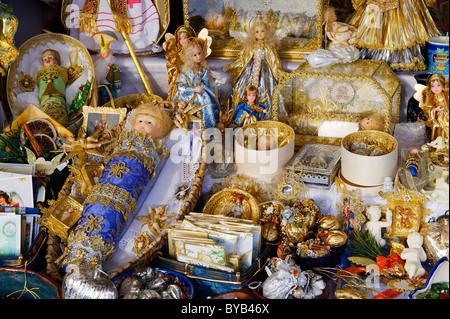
left=173, top=32, right=226, bottom=129
left=232, top=84, right=268, bottom=127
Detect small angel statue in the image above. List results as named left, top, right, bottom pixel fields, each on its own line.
left=363, top=205, right=392, bottom=247
left=223, top=14, right=289, bottom=119
left=401, top=232, right=427, bottom=279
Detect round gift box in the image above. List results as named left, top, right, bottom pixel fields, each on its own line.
left=341, top=130, right=398, bottom=187
left=234, top=121, right=295, bottom=182
left=338, top=170, right=383, bottom=197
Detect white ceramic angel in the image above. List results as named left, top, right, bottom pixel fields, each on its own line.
left=363, top=205, right=392, bottom=247
left=401, top=232, right=427, bottom=279
left=224, top=16, right=290, bottom=119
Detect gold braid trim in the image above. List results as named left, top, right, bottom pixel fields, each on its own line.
left=84, top=183, right=137, bottom=223
left=56, top=231, right=115, bottom=270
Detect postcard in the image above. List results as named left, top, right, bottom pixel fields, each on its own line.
left=0, top=175, right=34, bottom=207
left=176, top=253, right=235, bottom=273
left=0, top=213, right=22, bottom=256
left=0, top=163, right=35, bottom=176
left=168, top=228, right=209, bottom=258
left=183, top=242, right=227, bottom=266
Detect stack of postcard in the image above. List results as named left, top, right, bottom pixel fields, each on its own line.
left=0, top=164, right=40, bottom=257
left=168, top=213, right=262, bottom=273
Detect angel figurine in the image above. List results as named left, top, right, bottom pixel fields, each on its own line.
left=173, top=30, right=226, bottom=129
left=414, top=73, right=449, bottom=143
left=57, top=103, right=173, bottom=270
left=348, top=0, right=440, bottom=71
left=223, top=17, right=288, bottom=119
left=232, top=84, right=268, bottom=127
left=163, top=25, right=196, bottom=100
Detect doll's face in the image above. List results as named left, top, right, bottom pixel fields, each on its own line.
left=360, top=117, right=372, bottom=130
left=132, top=114, right=160, bottom=138
left=179, top=32, right=189, bottom=47
left=191, top=45, right=203, bottom=65
left=42, top=50, right=59, bottom=67
left=254, top=24, right=267, bottom=41
left=431, top=80, right=443, bottom=95
left=247, top=92, right=257, bottom=103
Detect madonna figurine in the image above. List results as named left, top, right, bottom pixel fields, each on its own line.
left=57, top=103, right=173, bottom=270
left=173, top=36, right=226, bottom=129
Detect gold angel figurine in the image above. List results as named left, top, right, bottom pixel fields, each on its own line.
left=163, top=25, right=197, bottom=100
left=136, top=205, right=174, bottom=239
left=348, top=0, right=440, bottom=71
left=223, top=14, right=289, bottom=119
left=414, top=73, right=449, bottom=143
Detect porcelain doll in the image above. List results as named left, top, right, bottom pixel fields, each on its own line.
left=363, top=205, right=392, bottom=247
left=224, top=19, right=286, bottom=119
left=359, top=113, right=384, bottom=131
left=163, top=25, right=196, bottom=100
left=401, top=232, right=427, bottom=278
left=232, top=84, right=268, bottom=127
left=417, top=74, right=449, bottom=142
left=173, top=37, right=226, bottom=129
left=92, top=31, right=122, bottom=106
left=37, top=49, right=70, bottom=126
left=57, top=103, right=173, bottom=270
left=348, top=0, right=440, bottom=71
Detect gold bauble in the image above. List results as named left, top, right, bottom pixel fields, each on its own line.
left=334, top=288, right=368, bottom=299
left=318, top=215, right=340, bottom=230
left=262, top=221, right=281, bottom=242
left=323, top=229, right=348, bottom=248
left=284, top=222, right=309, bottom=244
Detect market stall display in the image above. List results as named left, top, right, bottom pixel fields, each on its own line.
left=0, top=0, right=448, bottom=302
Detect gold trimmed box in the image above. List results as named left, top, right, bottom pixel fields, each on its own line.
left=182, top=0, right=326, bottom=61
left=272, top=60, right=402, bottom=147
left=287, top=143, right=341, bottom=189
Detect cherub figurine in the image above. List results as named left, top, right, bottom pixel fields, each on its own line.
left=173, top=32, right=226, bottom=129
left=414, top=73, right=449, bottom=143
left=232, top=84, right=268, bottom=127
left=224, top=17, right=288, bottom=119
left=58, top=103, right=173, bottom=270
left=37, top=49, right=70, bottom=126
left=323, top=6, right=357, bottom=48
left=363, top=205, right=392, bottom=247
left=163, top=25, right=196, bottom=100
left=400, top=232, right=427, bottom=279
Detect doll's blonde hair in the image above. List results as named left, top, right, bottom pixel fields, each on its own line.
left=243, top=20, right=279, bottom=51
left=181, top=39, right=209, bottom=73
left=244, top=84, right=258, bottom=101
left=131, top=103, right=173, bottom=139
left=422, top=73, right=449, bottom=108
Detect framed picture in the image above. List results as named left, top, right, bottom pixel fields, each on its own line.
left=182, top=0, right=325, bottom=61
left=81, top=163, right=104, bottom=190
left=81, top=106, right=127, bottom=138
left=40, top=195, right=83, bottom=242
left=0, top=174, right=34, bottom=207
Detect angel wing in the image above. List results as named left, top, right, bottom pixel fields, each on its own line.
left=162, top=33, right=175, bottom=52
left=274, top=25, right=292, bottom=40
left=413, top=83, right=426, bottom=108
left=229, top=29, right=248, bottom=44
left=197, top=28, right=212, bottom=59
left=24, top=146, right=37, bottom=164
left=46, top=152, right=66, bottom=175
